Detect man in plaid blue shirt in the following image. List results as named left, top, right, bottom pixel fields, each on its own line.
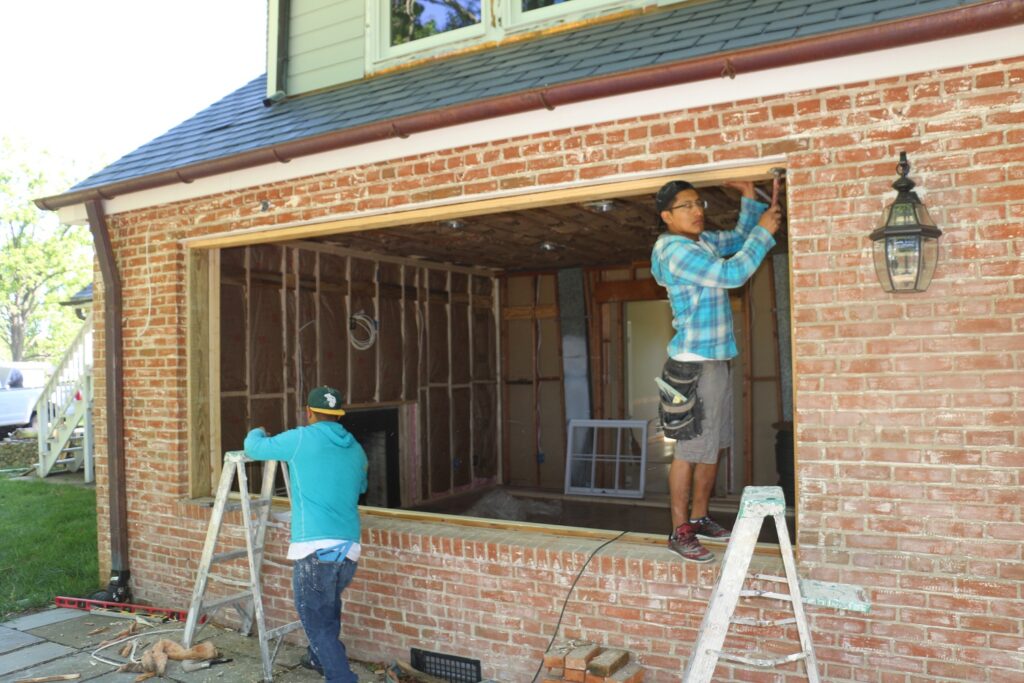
left=651, top=179, right=781, bottom=562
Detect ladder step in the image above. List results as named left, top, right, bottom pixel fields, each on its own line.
left=223, top=499, right=273, bottom=513
left=750, top=573, right=872, bottom=612
left=716, top=650, right=808, bottom=668
left=201, top=591, right=253, bottom=612
left=739, top=589, right=793, bottom=602
left=731, top=616, right=798, bottom=627
left=207, top=573, right=252, bottom=588
left=212, top=548, right=263, bottom=564
left=264, top=620, right=303, bottom=641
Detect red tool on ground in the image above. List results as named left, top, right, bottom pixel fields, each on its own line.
left=54, top=596, right=202, bottom=623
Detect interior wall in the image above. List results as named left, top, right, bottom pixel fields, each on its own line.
left=502, top=273, right=566, bottom=490
left=217, top=243, right=499, bottom=505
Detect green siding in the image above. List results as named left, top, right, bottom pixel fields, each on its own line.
left=288, top=0, right=365, bottom=95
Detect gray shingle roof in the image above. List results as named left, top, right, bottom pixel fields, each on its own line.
left=70, top=0, right=976, bottom=194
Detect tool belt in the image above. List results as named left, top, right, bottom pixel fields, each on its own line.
left=657, top=358, right=703, bottom=441
left=314, top=541, right=354, bottom=563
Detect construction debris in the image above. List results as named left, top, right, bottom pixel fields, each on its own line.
left=541, top=640, right=645, bottom=683
left=12, top=675, right=81, bottom=683
left=117, top=639, right=218, bottom=677
left=385, top=660, right=449, bottom=682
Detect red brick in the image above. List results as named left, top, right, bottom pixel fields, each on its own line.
left=565, top=644, right=601, bottom=670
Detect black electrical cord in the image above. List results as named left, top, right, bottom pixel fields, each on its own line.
left=530, top=530, right=629, bottom=683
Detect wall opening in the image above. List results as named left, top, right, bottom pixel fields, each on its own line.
left=186, top=163, right=793, bottom=543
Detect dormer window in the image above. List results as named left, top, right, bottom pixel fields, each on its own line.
left=387, top=0, right=485, bottom=55
left=370, top=0, right=646, bottom=69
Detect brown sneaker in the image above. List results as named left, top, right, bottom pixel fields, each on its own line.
left=668, top=523, right=714, bottom=563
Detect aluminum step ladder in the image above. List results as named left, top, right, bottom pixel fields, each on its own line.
left=684, top=486, right=820, bottom=683
left=183, top=451, right=302, bottom=682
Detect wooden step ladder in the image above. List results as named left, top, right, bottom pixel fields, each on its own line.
left=684, top=486, right=823, bottom=682
left=183, top=451, right=302, bottom=683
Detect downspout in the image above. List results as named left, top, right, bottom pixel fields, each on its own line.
left=84, top=199, right=131, bottom=603
left=264, top=0, right=290, bottom=105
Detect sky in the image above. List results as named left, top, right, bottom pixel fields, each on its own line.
left=1, top=0, right=268, bottom=191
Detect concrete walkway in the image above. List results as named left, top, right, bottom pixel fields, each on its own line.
left=0, top=607, right=387, bottom=682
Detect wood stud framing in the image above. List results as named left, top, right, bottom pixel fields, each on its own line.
left=203, top=241, right=500, bottom=506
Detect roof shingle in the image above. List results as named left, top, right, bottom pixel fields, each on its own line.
left=69, top=0, right=976, bottom=194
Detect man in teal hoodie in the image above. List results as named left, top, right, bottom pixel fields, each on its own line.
left=244, top=386, right=368, bottom=683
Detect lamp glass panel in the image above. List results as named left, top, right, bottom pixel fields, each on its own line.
left=917, top=236, right=939, bottom=290
left=915, top=203, right=935, bottom=226
left=888, top=202, right=917, bottom=227
left=872, top=240, right=893, bottom=292
left=885, top=234, right=922, bottom=291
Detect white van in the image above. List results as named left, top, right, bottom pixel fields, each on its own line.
left=0, top=362, right=50, bottom=436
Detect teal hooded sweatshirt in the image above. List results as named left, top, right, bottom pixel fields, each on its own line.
left=244, top=421, right=368, bottom=544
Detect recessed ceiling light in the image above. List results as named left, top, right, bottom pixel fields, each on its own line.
left=583, top=199, right=617, bottom=213
left=539, top=241, right=562, bottom=252
left=441, top=219, right=466, bottom=230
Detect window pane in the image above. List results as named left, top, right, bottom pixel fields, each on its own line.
left=390, top=0, right=481, bottom=46
left=522, top=0, right=574, bottom=11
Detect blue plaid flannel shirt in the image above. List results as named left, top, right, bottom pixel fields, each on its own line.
left=651, top=197, right=775, bottom=360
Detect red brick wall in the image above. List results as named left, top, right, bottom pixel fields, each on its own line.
left=88, top=54, right=1024, bottom=682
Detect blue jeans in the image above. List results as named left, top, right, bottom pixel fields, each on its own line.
left=292, top=553, right=359, bottom=683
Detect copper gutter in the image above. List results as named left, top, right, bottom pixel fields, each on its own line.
left=84, top=199, right=131, bottom=602
left=36, top=0, right=1024, bottom=213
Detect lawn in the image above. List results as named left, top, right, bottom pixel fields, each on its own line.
left=0, top=478, right=100, bottom=618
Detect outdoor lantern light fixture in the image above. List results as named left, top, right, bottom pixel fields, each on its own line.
left=869, top=151, right=942, bottom=292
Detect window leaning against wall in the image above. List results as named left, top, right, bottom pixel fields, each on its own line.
left=368, top=0, right=646, bottom=67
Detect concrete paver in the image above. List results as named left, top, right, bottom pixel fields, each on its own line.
left=0, top=640, right=77, bottom=677
left=2, top=607, right=87, bottom=631
left=26, top=614, right=134, bottom=649
left=0, top=626, right=41, bottom=656
left=0, top=651, right=115, bottom=682
left=0, top=607, right=388, bottom=682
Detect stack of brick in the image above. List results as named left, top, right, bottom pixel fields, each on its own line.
left=541, top=641, right=645, bottom=683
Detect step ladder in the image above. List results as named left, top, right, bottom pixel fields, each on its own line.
left=183, top=451, right=302, bottom=682
left=684, top=486, right=820, bottom=683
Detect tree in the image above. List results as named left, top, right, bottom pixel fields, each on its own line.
left=390, top=0, right=481, bottom=46
left=0, top=137, right=93, bottom=363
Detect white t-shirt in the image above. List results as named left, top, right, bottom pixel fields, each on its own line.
left=287, top=539, right=361, bottom=562
left=672, top=351, right=711, bottom=362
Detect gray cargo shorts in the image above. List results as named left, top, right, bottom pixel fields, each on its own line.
left=673, top=360, right=732, bottom=465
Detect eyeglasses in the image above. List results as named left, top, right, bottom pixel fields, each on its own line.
left=669, top=199, right=708, bottom=212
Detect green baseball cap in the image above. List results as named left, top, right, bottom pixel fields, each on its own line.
left=307, top=386, right=346, bottom=416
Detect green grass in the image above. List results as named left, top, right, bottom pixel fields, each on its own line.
left=0, top=478, right=99, bottom=619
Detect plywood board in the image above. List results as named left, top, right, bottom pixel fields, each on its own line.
left=505, top=319, right=533, bottom=379
left=219, top=282, right=247, bottom=392
left=349, top=257, right=377, bottom=403
left=537, top=379, right=567, bottom=491
left=451, top=387, right=471, bottom=487
left=450, top=299, right=470, bottom=386
left=220, top=395, right=248, bottom=456
left=428, top=387, right=451, bottom=494
left=403, top=267, right=420, bottom=400
left=506, top=384, right=536, bottom=487
left=538, top=318, right=562, bottom=378
left=251, top=282, right=284, bottom=394
left=472, top=308, right=495, bottom=381
left=378, top=291, right=403, bottom=401
left=472, top=383, right=497, bottom=479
